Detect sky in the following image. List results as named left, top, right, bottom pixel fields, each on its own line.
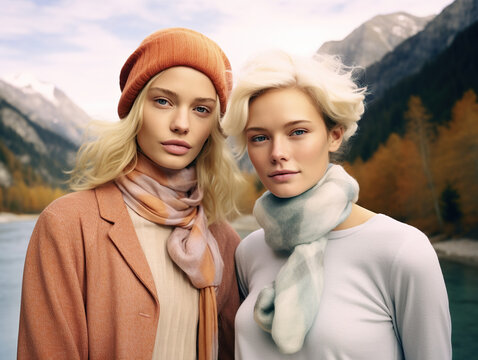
left=0, top=0, right=454, bottom=121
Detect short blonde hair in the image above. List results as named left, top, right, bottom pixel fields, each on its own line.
left=222, top=50, right=366, bottom=156
left=70, top=72, right=244, bottom=224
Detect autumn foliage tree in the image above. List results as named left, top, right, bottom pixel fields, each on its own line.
left=346, top=133, right=432, bottom=232
left=0, top=143, right=66, bottom=213
left=347, top=90, right=478, bottom=236
left=432, top=89, right=478, bottom=234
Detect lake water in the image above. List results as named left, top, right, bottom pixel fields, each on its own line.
left=1, top=219, right=477, bottom=359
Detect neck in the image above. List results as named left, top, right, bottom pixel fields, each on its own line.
left=333, top=204, right=376, bottom=231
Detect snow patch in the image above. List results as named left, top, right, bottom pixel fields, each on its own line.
left=392, top=25, right=407, bottom=38
left=3, top=73, right=59, bottom=106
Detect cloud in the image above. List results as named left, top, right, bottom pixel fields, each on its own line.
left=0, top=0, right=454, bottom=121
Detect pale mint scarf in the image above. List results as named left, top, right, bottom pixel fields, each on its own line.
left=253, top=164, right=359, bottom=354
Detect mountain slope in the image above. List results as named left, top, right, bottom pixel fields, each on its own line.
left=0, top=96, right=78, bottom=188
left=0, top=74, right=90, bottom=146
left=361, top=0, right=478, bottom=100
left=349, top=20, right=478, bottom=161
left=317, top=12, right=433, bottom=67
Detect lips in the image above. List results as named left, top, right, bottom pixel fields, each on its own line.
left=161, top=139, right=191, bottom=155
left=268, top=170, right=299, bottom=182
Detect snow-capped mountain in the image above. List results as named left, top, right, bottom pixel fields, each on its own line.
left=0, top=73, right=91, bottom=146
left=361, top=0, right=478, bottom=99
left=317, top=12, right=434, bottom=67
left=0, top=74, right=92, bottom=188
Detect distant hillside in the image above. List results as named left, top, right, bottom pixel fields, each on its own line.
left=0, top=97, right=78, bottom=188
left=0, top=73, right=91, bottom=193
left=0, top=74, right=90, bottom=146
left=317, top=12, right=433, bottom=67
left=361, top=0, right=478, bottom=100
left=350, top=20, right=478, bottom=161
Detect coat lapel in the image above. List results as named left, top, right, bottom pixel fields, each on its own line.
left=95, top=182, right=158, bottom=302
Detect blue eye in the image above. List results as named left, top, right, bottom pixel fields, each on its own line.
left=251, top=135, right=267, bottom=142
left=155, top=98, right=169, bottom=106
left=291, top=129, right=306, bottom=136
left=195, top=106, right=210, bottom=113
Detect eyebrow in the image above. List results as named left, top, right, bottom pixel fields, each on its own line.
left=149, top=86, right=216, bottom=104
left=245, top=120, right=311, bottom=132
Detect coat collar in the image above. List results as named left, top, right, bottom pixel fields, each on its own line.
left=95, top=182, right=158, bottom=303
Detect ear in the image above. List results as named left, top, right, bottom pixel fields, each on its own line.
left=328, top=125, right=344, bottom=152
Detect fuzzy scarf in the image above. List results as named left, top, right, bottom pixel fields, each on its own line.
left=253, top=164, right=359, bottom=354
left=115, top=153, right=223, bottom=360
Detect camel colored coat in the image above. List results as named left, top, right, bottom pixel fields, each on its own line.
left=17, top=182, right=240, bottom=360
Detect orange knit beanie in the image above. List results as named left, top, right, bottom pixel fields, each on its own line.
left=117, top=27, right=232, bottom=119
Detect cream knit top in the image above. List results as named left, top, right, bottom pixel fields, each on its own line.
left=127, top=206, right=199, bottom=360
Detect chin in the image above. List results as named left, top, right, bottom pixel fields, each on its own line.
left=269, top=188, right=301, bottom=199
left=268, top=183, right=312, bottom=199
left=154, top=155, right=194, bottom=171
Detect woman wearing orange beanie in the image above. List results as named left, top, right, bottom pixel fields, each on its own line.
left=18, top=28, right=243, bottom=360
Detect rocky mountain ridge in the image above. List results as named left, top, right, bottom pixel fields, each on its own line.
left=0, top=74, right=91, bottom=146
left=0, top=75, right=86, bottom=188
left=362, top=0, right=478, bottom=99
left=317, top=12, right=434, bottom=67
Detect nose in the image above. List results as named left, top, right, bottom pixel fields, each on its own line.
left=170, top=108, right=190, bottom=135
left=270, top=138, right=289, bottom=163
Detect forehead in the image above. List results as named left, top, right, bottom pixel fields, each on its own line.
left=247, top=87, right=322, bottom=126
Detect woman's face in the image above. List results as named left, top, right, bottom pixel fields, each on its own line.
left=138, top=66, right=217, bottom=171
left=246, top=87, right=343, bottom=198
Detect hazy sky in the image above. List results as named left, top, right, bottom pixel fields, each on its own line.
left=0, top=0, right=454, bottom=121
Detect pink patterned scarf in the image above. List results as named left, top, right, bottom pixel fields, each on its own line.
left=115, top=152, right=223, bottom=360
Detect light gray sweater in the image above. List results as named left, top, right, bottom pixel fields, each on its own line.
left=235, top=214, right=451, bottom=359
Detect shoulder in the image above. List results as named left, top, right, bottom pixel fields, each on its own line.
left=38, top=189, right=99, bottom=227
left=235, top=228, right=267, bottom=264
left=45, top=189, right=97, bottom=215
left=371, top=214, right=427, bottom=239
left=341, top=214, right=436, bottom=273
left=360, top=214, right=430, bottom=251
left=27, top=190, right=99, bottom=262
left=371, top=215, right=440, bottom=280
left=42, top=182, right=124, bottom=223
left=30, top=189, right=100, bottom=250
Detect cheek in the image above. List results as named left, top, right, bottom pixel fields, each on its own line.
left=197, top=121, right=214, bottom=145
left=137, top=120, right=155, bottom=144
left=247, top=146, right=268, bottom=176
left=139, top=110, right=156, bottom=136
left=301, top=137, right=329, bottom=161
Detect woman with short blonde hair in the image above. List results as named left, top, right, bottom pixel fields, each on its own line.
left=222, top=50, right=451, bottom=359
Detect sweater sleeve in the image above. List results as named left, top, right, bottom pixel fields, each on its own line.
left=390, top=231, right=452, bottom=360
left=17, top=206, right=88, bottom=360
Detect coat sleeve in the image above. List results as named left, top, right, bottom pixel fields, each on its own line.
left=211, top=222, right=241, bottom=360
left=17, top=206, right=88, bottom=360
left=391, top=232, right=452, bottom=360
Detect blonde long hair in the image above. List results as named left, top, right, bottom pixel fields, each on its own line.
left=70, top=72, right=244, bottom=224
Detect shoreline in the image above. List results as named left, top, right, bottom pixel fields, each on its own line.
left=2, top=212, right=477, bottom=268
left=0, top=212, right=39, bottom=223
left=432, top=238, right=478, bottom=268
